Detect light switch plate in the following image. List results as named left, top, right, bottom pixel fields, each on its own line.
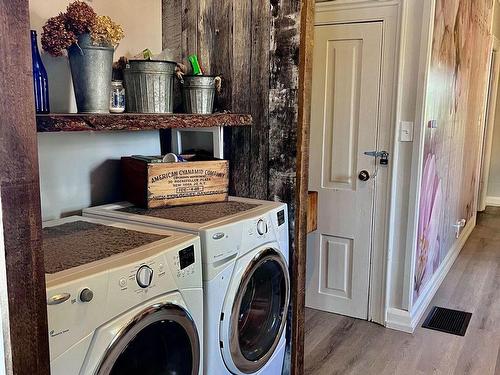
left=400, top=121, right=414, bottom=142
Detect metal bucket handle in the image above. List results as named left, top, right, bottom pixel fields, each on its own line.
left=72, top=42, right=119, bottom=56
left=177, top=74, right=222, bottom=91
left=176, top=68, right=185, bottom=83
left=214, top=76, right=222, bottom=93
left=73, top=43, right=85, bottom=56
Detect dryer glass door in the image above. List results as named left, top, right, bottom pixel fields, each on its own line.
left=96, top=304, right=200, bottom=375
left=229, top=249, right=290, bottom=373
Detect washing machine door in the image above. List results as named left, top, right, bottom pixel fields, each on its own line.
left=95, top=303, right=200, bottom=375
left=223, top=248, right=290, bottom=374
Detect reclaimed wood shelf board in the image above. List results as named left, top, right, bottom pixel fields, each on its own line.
left=36, top=113, right=253, bottom=132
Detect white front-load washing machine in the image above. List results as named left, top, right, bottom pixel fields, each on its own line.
left=83, top=197, right=290, bottom=375
left=43, top=216, right=203, bottom=375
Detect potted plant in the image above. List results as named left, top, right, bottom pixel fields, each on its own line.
left=41, top=1, right=124, bottom=113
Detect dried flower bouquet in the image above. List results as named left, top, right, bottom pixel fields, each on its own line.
left=41, top=1, right=124, bottom=56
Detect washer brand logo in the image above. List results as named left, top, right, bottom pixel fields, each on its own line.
left=50, top=328, right=69, bottom=338
left=212, top=232, right=225, bottom=240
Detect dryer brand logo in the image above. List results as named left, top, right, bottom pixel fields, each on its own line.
left=50, top=328, right=69, bottom=338
left=212, top=232, right=225, bottom=240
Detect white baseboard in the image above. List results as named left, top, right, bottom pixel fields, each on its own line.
left=386, top=308, right=413, bottom=333
left=485, top=196, right=500, bottom=206
left=385, top=217, right=476, bottom=333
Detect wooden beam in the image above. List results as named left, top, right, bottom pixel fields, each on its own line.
left=0, top=0, right=50, bottom=373
left=161, top=0, right=182, bottom=61
left=292, top=0, right=314, bottom=374
left=249, top=0, right=270, bottom=200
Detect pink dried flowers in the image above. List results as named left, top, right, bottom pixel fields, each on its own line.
left=65, top=1, right=97, bottom=34
left=41, top=1, right=124, bottom=56
left=41, top=14, right=76, bottom=56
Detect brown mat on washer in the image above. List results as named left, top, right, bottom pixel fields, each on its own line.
left=43, top=221, right=167, bottom=274
left=118, top=201, right=260, bottom=224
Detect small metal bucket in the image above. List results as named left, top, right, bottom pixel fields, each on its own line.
left=123, top=60, right=177, bottom=113
left=182, top=76, right=217, bottom=114
left=68, top=33, right=114, bottom=113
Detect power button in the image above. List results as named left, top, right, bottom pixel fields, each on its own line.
left=119, top=277, right=127, bottom=288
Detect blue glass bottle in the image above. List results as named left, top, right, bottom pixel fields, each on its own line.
left=31, top=30, right=50, bottom=114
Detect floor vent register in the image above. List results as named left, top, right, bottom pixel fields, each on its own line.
left=422, top=306, right=472, bottom=336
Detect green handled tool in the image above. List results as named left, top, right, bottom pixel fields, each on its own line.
left=188, top=54, right=203, bottom=75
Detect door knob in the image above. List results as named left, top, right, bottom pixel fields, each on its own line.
left=358, top=170, right=370, bottom=181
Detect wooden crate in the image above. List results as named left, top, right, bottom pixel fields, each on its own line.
left=122, top=157, right=229, bottom=208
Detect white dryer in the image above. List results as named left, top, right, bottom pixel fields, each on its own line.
left=83, top=197, right=290, bottom=375
left=43, top=216, right=203, bottom=375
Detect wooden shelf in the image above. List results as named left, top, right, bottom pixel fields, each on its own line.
left=36, top=113, right=252, bottom=132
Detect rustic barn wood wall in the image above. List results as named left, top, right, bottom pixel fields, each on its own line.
left=0, top=0, right=51, bottom=373
left=162, top=0, right=301, bottom=200
left=162, top=1, right=311, bottom=373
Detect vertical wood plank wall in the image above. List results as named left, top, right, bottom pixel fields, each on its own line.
left=162, top=1, right=308, bottom=373
left=0, top=0, right=51, bottom=373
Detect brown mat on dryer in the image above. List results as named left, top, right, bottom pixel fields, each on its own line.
left=118, top=201, right=260, bottom=224
left=43, top=221, right=167, bottom=274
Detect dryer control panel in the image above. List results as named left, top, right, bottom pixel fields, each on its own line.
left=203, top=203, right=289, bottom=268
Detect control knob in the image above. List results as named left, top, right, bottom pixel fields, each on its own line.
left=79, top=288, right=94, bottom=303
left=136, top=265, right=154, bottom=288
left=257, top=219, right=268, bottom=235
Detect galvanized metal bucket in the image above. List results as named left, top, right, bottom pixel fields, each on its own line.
left=123, top=60, right=177, bottom=113
left=68, top=33, right=114, bottom=113
left=182, top=76, right=217, bottom=114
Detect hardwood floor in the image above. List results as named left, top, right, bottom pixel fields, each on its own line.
left=304, top=207, right=500, bottom=375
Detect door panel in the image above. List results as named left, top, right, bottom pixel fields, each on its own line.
left=306, top=22, right=383, bottom=319
left=322, top=39, right=362, bottom=190
left=321, top=235, right=353, bottom=299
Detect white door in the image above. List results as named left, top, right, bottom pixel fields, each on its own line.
left=305, top=22, right=383, bottom=319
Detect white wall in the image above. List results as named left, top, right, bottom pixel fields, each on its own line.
left=38, top=132, right=160, bottom=220
left=386, top=0, right=428, bottom=312
left=488, top=81, right=500, bottom=200
left=487, top=2, right=500, bottom=203
left=29, top=0, right=163, bottom=220
left=0, top=319, right=5, bottom=375
left=0, top=199, right=11, bottom=375
left=493, top=0, right=500, bottom=39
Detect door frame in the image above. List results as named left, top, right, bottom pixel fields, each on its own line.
left=478, top=37, right=500, bottom=211
left=313, top=0, right=400, bottom=325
